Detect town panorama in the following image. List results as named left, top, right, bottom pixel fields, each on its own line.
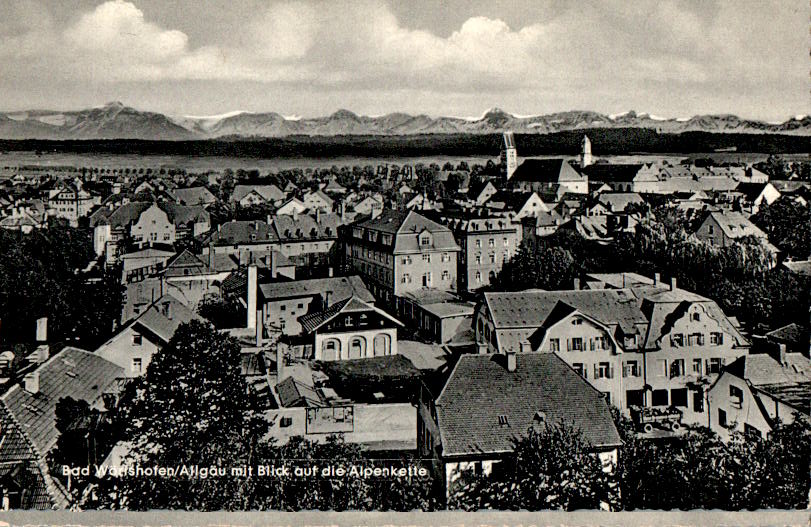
left=0, top=0, right=808, bottom=518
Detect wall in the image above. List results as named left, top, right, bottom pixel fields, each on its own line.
left=95, top=325, right=159, bottom=378
left=314, top=327, right=397, bottom=361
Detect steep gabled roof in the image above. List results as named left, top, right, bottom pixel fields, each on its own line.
left=581, top=164, right=643, bottom=183
left=510, top=159, right=585, bottom=184
left=298, top=296, right=402, bottom=334
left=703, top=211, right=767, bottom=239
left=258, top=275, right=374, bottom=304
left=1, top=347, right=123, bottom=456
left=435, top=353, right=622, bottom=457
left=130, top=293, right=204, bottom=344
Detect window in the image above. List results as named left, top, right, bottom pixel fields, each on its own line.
left=626, top=389, right=644, bottom=407
left=401, top=273, right=410, bottom=284
left=706, top=358, right=723, bottom=375
left=744, top=423, right=761, bottom=439
left=475, top=255, right=482, bottom=265
left=280, top=305, right=286, bottom=312
left=441, top=270, right=449, bottom=280
left=132, top=333, right=142, bottom=346
left=132, top=358, right=142, bottom=373
left=708, top=225, right=714, bottom=235
left=671, top=388, right=688, bottom=407
left=489, top=254, right=496, bottom=264
left=671, top=333, right=684, bottom=347
left=670, top=359, right=685, bottom=378
left=503, top=238, right=509, bottom=246
left=402, top=256, right=411, bottom=265
left=594, top=362, right=612, bottom=379
left=623, top=360, right=640, bottom=378
left=718, top=408, right=727, bottom=428
left=691, top=312, right=701, bottom=321
left=422, top=272, right=431, bottom=286
left=710, top=332, right=723, bottom=345
left=572, top=318, right=583, bottom=325
left=488, top=238, right=495, bottom=247
left=729, top=385, right=744, bottom=408
left=420, top=235, right=431, bottom=246
left=693, top=391, right=705, bottom=413
left=422, top=254, right=431, bottom=263
left=569, top=337, right=584, bottom=351
left=475, top=239, right=481, bottom=248
left=549, top=338, right=560, bottom=352
left=692, top=358, right=703, bottom=375
left=688, top=333, right=705, bottom=346
left=441, top=252, right=449, bottom=262
left=572, top=363, right=586, bottom=378
left=475, top=271, right=482, bottom=282
left=657, top=359, right=667, bottom=377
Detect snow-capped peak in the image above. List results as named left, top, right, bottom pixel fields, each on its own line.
left=184, top=110, right=252, bottom=120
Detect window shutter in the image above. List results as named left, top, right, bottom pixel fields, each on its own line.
left=593, top=364, right=599, bottom=378
left=608, top=366, right=614, bottom=379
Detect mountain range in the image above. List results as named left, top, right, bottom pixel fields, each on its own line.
left=0, top=102, right=809, bottom=140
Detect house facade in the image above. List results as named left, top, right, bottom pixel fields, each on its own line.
left=343, top=210, right=460, bottom=307
left=473, top=276, right=749, bottom=423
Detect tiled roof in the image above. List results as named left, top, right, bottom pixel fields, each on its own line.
left=725, top=353, right=811, bottom=413
left=598, top=192, right=645, bottom=212
left=170, top=186, right=217, bottom=206
left=299, top=296, right=402, bottom=334
left=275, top=376, right=323, bottom=408
left=581, top=164, right=643, bottom=183
left=704, top=211, right=767, bottom=240
left=510, top=159, right=585, bottom=183
left=355, top=210, right=460, bottom=254
left=783, top=260, right=811, bottom=277
left=232, top=184, right=285, bottom=203
left=272, top=213, right=341, bottom=241
left=435, top=353, right=622, bottom=457
left=766, top=323, right=808, bottom=346
left=131, top=293, right=204, bottom=343
left=209, top=219, right=278, bottom=245
left=734, top=182, right=772, bottom=202
left=1, top=347, right=123, bottom=455
left=163, top=249, right=237, bottom=277
left=258, top=275, right=374, bottom=304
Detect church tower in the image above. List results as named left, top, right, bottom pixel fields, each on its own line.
left=501, top=131, right=518, bottom=180
left=580, top=134, right=593, bottom=168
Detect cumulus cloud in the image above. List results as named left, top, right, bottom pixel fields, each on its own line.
left=0, top=0, right=805, bottom=117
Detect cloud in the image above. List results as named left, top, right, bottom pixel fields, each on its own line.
left=0, top=0, right=805, bottom=118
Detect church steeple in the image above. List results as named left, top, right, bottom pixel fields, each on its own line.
left=580, top=134, right=593, bottom=168
left=501, top=131, right=517, bottom=180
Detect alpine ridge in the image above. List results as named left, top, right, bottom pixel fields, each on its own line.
left=0, top=102, right=809, bottom=140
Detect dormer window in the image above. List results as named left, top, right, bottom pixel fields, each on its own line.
left=420, top=233, right=431, bottom=246
left=691, top=312, right=700, bottom=322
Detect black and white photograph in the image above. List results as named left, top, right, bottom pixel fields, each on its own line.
left=0, top=0, right=809, bottom=523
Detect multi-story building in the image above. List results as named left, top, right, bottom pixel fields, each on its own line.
left=472, top=274, right=749, bottom=424
left=417, top=352, right=622, bottom=497
left=439, top=213, right=521, bottom=292
left=46, top=180, right=100, bottom=226
left=707, top=345, right=811, bottom=441
left=342, top=210, right=460, bottom=307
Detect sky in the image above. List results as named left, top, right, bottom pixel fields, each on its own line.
left=0, top=0, right=808, bottom=121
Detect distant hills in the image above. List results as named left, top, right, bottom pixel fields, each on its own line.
left=0, top=102, right=809, bottom=140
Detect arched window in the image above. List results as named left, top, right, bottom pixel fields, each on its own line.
left=373, top=333, right=391, bottom=356
left=349, top=336, right=366, bottom=359
left=322, top=338, right=340, bottom=361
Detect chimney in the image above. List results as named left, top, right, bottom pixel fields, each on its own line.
left=506, top=349, right=517, bottom=372
left=247, top=264, right=258, bottom=329
left=24, top=371, right=40, bottom=394
left=324, top=290, right=331, bottom=310
left=328, top=267, right=334, bottom=278
left=255, top=312, right=263, bottom=347
left=276, top=344, right=286, bottom=382
left=770, top=343, right=788, bottom=366
left=36, top=317, right=47, bottom=343
left=163, top=301, right=172, bottom=320
left=654, top=272, right=661, bottom=286
left=573, top=278, right=580, bottom=290
left=208, top=242, right=215, bottom=270
left=670, top=277, right=677, bottom=291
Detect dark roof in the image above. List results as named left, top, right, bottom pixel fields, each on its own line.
left=316, top=354, right=421, bottom=381
left=435, top=353, right=622, bottom=457
left=1, top=347, right=123, bottom=455
left=275, top=376, right=323, bottom=408
left=299, top=296, right=402, bottom=334
left=510, top=159, right=584, bottom=183
left=581, top=164, right=643, bottom=183
left=170, top=186, right=216, bottom=206
left=272, top=213, right=340, bottom=241
left=734, top=182, right=770, bottom=201
left=130, top=293, right=204, bottom=343
left=258, top=275, right=373, bottom=304
left=209, top=220, right=278, bottom=245
left=767, top=323, right=809, bottom=346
